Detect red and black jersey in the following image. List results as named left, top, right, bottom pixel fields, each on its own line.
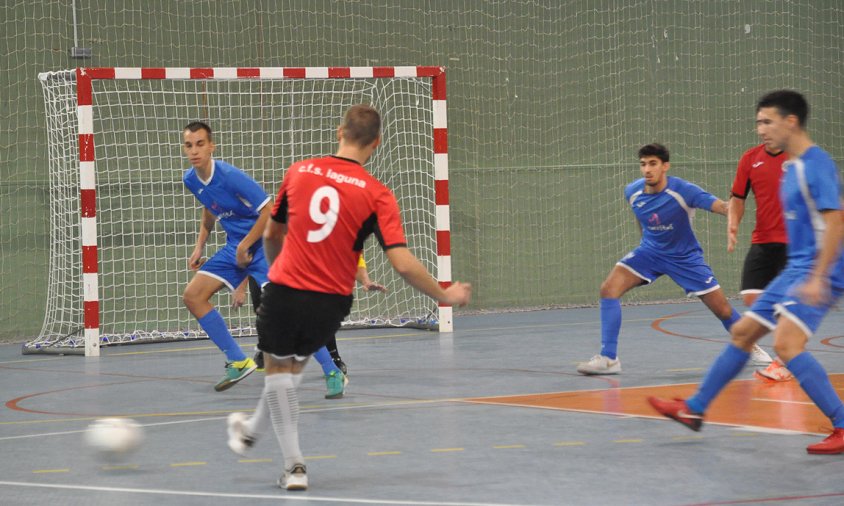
left=730, top=144, right=787, bottom=244
left=268, top=155, right=406, bottom=295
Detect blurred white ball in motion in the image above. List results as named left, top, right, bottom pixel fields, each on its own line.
left=85, top=418, right=143, bottom=457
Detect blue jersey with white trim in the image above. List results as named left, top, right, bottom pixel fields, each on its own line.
left=780, top=146, right=843, bottom=271
left=624, top=176, right=718, bottom=258
left=183, top=159, right=271, bottom=246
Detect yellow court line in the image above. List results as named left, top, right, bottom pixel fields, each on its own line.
left=304, top=455, right=337, bottom=460
left=170, top=462, right=207, bottom=467
left=553, top=441, right=586, bottom=446
left=238, top=458, right=273, bottom=463
left=730, top=432, right=761, bottom=438
left=613, top=439, right=643, bottom=444
left=431, top=447, right=464, bottom=453
left=102, top=464, right=139, bottom=470
left=671, top=435, right=704, bottom=441
left=493, top=444, right=525, bottom=449
left=33, top=469, right=69, bottom=474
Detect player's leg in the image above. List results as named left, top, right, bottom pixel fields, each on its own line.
left=742, top=243, right=792, bottom=380
left=184, top=248, right=256, bottom=391
left=325, top=334, right=347, bottom=374
left=648, top=315, right=770, bottom=430
left=773, top=302, right=844, bottom=453
left=698, top=287, right=771, bottom=365
left=576, top=255, right=649, bottom=375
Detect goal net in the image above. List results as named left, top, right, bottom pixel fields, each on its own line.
left=26, top=67, right=451, bottom=356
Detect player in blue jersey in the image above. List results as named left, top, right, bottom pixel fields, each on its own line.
left=182, top=121, right=268, bottom=392
left=576, top=143, right=767, bottom=374
left=648, top=90, right=844, bottom=454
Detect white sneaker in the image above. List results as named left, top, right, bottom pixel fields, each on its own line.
left=755, top=360, right=794, bottom=382
left=750, top=344, right=773, bottom=366
left=278, top=463, right=308, bottom=491
left=576, top=355, right=621, bottom=375
left=226, top=412, right=255, bottom=456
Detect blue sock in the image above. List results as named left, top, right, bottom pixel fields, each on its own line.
left=599, top=298, right=621, bottom=359
left=787, top=352, right=844, bottom=428
left=198, top=309, right=246, bottom=362
left=314, top=346, right=340, bottom=375
left=686, top=344, right=749, bottom=414
left=720, top=309, right=741, bottom=333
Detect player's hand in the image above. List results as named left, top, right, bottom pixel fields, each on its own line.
left=231, top=289, right=247, bottom=309
left=727, top=226, right=738, bottom=252
left=796, top=275, right=830, bottom=306
left=362, top=281, right=388, bottom=292
left=188, top=250, right=205, bottom=270
left=235, top=244, right=253, bottom=269
left=441, top=281, right=472, bottom=307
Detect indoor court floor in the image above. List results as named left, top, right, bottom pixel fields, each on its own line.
left=3, top=301, right=844, bottom=505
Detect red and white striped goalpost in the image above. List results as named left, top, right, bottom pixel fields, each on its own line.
left=75, top=66, right=452, bottom=357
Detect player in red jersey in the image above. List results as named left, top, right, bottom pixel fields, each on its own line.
left=225, top=104, right=472, bottom=491
left=728, top=143, right=792, bottom=381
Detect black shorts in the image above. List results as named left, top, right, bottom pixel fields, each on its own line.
left=740, top=243, right=787, bottom=293
left=256, top=283, right=353, bottom=358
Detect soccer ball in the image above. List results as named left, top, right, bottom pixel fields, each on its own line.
left=84, top=418, right=143, bottom=458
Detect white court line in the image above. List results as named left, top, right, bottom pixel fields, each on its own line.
left=0, top=480, right=540, bottom=506
left=751, top=397, right=814, bottom=406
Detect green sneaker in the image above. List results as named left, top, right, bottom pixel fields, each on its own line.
left=214, top=357, right=258, bottom=392
left=324, top=370, right=348, bottom=399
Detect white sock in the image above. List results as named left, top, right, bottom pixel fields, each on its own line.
left=246, top=396, right=270, bottom=438
left=264, top=372, right=304, bottom=469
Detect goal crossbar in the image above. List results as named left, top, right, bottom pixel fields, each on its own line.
left=27, top=66, right=451, bottom=356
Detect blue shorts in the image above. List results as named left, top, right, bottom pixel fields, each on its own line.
left=746, top=267, right=844, bottom=337
left=198, top=243, right=269, bottom=291
left=617, top=246, right=719, bottom=297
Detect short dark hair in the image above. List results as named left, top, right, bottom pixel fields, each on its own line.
left=756, top=90, right=809, bottom=127
left=638, top=143, right=669, bottom=163
left=184, top=121, right=213, bottom=141
left=341, top=105, right=381, bottom=147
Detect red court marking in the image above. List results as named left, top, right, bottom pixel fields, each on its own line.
left=5, top=381, right=146, bottom=417
left=465, top=375, right=844, bottom=435
left=651, top=310, right=726, bottom=344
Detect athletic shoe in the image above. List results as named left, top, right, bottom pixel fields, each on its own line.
left=226, top=412, right=256, bottom=456
left=807, top=428, right=844, bottom=455
left=647, top=396, right=704, bottom=432
left=214, top=357, right=258, bottom=392
left=278, top=463, right=308, bottom=490
left=332, top=354, right=348, bottom=375
left=253, top=350, right=265, bottom=372
left=749, top=344, right=773, bottom=366
left=325, top=370, right=348, bottom=399
left=755, top=360, right=793, bottom=382
left=576, top=355, right=621, bottom=375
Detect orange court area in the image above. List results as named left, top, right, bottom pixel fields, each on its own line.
left=466, top=374, right=844, bottom=435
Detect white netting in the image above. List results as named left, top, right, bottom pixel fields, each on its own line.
left=26, top=70, right=439, bottom=353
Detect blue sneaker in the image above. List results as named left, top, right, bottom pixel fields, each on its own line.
left=325, top=370, right=348, bottom=399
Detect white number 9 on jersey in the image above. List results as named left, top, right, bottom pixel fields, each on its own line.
left=307, top=185, right=340, bottom=243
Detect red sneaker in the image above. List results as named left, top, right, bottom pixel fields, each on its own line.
left=647, top=396, right=704, bottom=432
left=807, top=428, right=844, bottom=455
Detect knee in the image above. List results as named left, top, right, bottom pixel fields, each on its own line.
left=729, top=319, right=757, bottom=348
left=599, top=280, right=618, bottom=299
left=182, top=286, right=200, bottom=310
left=773, top=341, right=805, bottom=363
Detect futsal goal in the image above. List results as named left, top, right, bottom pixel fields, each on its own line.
left=27, top=66, right=452, bottom=356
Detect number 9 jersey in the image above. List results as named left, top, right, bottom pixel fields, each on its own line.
left=268, top=155, right=407, bottom=295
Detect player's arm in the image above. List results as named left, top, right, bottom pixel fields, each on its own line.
left=727, top=195, right=746, bottom=252
left=263, top=219, right=286, bottom=266
left=799, top=209, right=844, bottom=305
left=385, top=247, right=470, bottom=306
left=235, top=204, right=271, bottom=268
left=710, top=198, right=729, bottom=216
left=188, top=208, right=215, bottom=270
left=355, top=256, right=387, bottom=292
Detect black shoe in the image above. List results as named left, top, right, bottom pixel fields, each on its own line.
left=331, top=355, right=347, bottom=375
left=253, top=350, right=264, bottom=372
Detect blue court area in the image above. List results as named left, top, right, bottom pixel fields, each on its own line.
left=3, top=302, right=844, bottom=505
